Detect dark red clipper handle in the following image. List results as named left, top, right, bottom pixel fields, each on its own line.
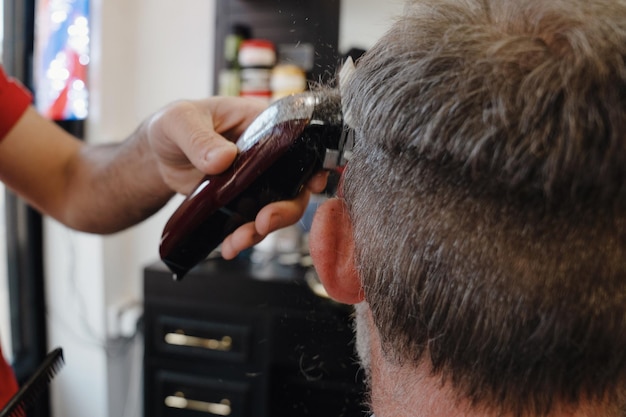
left=159, top=91, right=348, bottom=280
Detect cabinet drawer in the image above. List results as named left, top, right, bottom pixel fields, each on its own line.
left=156, top=315, right=251, bottom=363
left=156, top=370, right=250, bottom=417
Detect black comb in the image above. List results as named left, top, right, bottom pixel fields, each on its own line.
left=0, top=347, right=65, bottom=417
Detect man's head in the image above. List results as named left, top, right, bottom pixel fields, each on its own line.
left=310, top=0, right=626, bottom=416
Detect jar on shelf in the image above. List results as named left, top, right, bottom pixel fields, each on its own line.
left=217, top=24, right=251, bottom=97
left=270, top=64, right=307, bottom=101
left=238, top=39, right=276, bottom=101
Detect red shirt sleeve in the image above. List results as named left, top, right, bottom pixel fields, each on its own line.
left=0, top=64, right=27, bottom=404
left=0, top=345, right=19, bottom=408
left=0, top=65, right=33, bottom=140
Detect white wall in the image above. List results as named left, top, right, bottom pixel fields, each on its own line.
left=339, top=0, right=405, bottom=52
left=43, top=2, right=402, bottom=417
left=45, top=1, right=214, bottom=417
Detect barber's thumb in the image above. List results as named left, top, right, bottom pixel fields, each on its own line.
left=197, top=135, right=238, bottom=175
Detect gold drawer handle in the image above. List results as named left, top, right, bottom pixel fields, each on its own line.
left=165, top=392, right=231, bottom=416
left=164, top=332, right=232, bottom=351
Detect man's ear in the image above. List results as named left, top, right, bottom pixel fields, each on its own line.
left=309, top=198, right=364, bottom=305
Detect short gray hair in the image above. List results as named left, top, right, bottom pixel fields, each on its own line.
left=342, top=0, right=626, bottom=415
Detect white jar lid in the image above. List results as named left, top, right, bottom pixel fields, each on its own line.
left=238, top=39, right=276, bottom=68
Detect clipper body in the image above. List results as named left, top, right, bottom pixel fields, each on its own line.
left=159, top=91, right=351, bottom=280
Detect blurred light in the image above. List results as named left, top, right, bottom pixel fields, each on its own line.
left=51, top=10, right=67, bottom=24
left=35, top=0, right=90, bottom=120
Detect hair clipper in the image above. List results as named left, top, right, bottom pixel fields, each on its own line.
left=159, top=91, right=353, bottom=280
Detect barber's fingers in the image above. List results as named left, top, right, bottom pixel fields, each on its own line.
left=220, top=223, right=262, bottom=260
left=149, top=97, right=266, bottom=176
left=220, top=194, right=311, bottom=259
left=167, top=105, right=238, bottom=176
left=220, top=173, right=329, bottom=259
left=187, top=97, right=267, bottom=174
left=257, top=193, right=312, bottom=235
left=306, top=171, right=330, bottom=194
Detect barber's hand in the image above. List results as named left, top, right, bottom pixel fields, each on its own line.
left=146, top=96, right=328, bottom=259
left=220, top=170, right=328, bottom=259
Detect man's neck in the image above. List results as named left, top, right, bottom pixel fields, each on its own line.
left=369, top=356, right=478, bottom=417
left=361, top=309, right=610, bottom=417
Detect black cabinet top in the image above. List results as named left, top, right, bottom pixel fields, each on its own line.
left=144, top=257, right=348, bottom=314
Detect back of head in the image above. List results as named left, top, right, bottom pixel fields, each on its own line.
left=341, top=0, right=626, bottom=415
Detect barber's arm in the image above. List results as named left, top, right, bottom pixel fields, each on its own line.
left=0, top=97, right=326, bottom=256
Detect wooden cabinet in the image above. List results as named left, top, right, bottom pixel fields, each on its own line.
left=143, top=257, right=366, bottom=417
